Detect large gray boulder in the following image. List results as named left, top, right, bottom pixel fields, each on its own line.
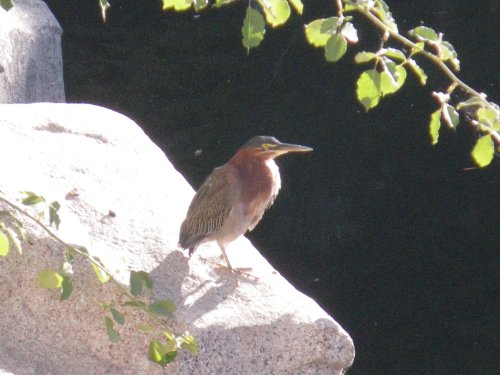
left=0, top=103, right=355, bottom=374
left=0, top=0, right=65, bottom=103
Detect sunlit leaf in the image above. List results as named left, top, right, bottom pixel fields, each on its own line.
left=477, top=108, right=499, bottom=128
left=110, top=307, right=125, bottom=325
left=354, top=51, right=377, bottom=64
left=49, top=201, right=61, bottom=229
left=380, top=61, right=407, bottom=95
left=162, top=0, right=192, bottom=11
left=409, top=26, right=438, bottom=41
left=325, top=34, right=347, bottom=62
left=148, top=339, right=168, bottom=366
left=382, top=48, right=406, bottom=61
left=0, top=231, right=9, bottom=256
left=374, top=0, right=397, bottom=32
left=304, top=17, right=339, bottom=47
left=257, top=0, right=290, bottom=27
left=287, top=0, right=303, bottom=14
left=429, top=110, right=442, bottom=145
left=471, top=135, right=494, bottom=167
left=193, top=0, right=208, bottom=11
left=21, top=191, right=45, bottom=206
left=37, top=269, right=64, bottom=289
left=341, top=22, right=358, bottom=43
left=356, top=69, right=381, bottom=111
left=148, top=339, right=177, bottom=366
left=148, top=300, right=177, bottom=317
left=213, top=0, right=237, bottom=8
left=4, top=226, right=22, bottom=254
left=105, top=316, right=121, bottom=343
left=442, top=104, right=460, bottom=129
left=60, top=275, right=73, bottom=301
left=181, top=334, right=199, bottom=355
left=440, top=40, right=460, bottom=71
left=407, top=58, right=427, bottom=85
left=130, top=270, right=153, bottom=296
left=92, top=262, right=111, bottom=283
left=242, top=6, right=266, bottom=52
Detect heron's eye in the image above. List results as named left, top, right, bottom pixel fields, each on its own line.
left=262, top=143, right=277, bottom=151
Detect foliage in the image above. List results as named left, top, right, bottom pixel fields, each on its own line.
left=119, top=0, right=498, bottom=168
left=0, top=192, right=198, bottom=366
left=0, top=0, right=13, bottom=11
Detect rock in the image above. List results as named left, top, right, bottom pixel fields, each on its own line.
left=0, top=103, right=355, bottom=374
left=0, top=0, right=65, bottom=103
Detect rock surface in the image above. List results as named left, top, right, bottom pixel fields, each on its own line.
left=0, top=103, right=354, bottom=374
left=0, top=0, right=65, bottom=103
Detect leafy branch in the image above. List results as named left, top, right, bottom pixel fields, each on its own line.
left=0, top=192, right=197, bottom=366
left=127, top=0, right=498, bottom=167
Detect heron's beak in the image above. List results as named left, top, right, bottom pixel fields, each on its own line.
left=274, top=142, right=313, bottom=153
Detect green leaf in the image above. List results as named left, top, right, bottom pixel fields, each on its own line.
left=213, top=0, right=237, bottom=7
left=105, top=316, right=121, bottom=343
left=324, top=34, right=347, bottom=62
left=380, top=61, right=407, bottom=95
left=193, top=0, right=208, bottom=11
left=356, top=69, right=382, bottom=111
left=440, top=40, right=460, bottom=71
left=130, top=270, right=153, bottom=296
left=60, top=275, right=73, bottom=301
left=122, top=300, right=147, bottom=309
left=21, top=191, right=45, bottom=206
left=241, top=7, right=266, bottom=52
left=148, top=339, right=177, bottom=366
left=374, top=0, right=398, bottom=32
left=4, top=226, right=22, bottom=254
left=304, top=17, right=339, bottom=47
left=287, top=0, right=303, bottom=14
left=37, top=269, right=64, bottom=289
left=382, top=48, right=406, bottom=61
left=477, top=108, right=499, bottom=128
left=92, top=262, right=110, bottom=284
left=471, top=135, right=495, bottom=167
left=49, top=201, right=61, bottom=229
left=0, top=0, right=14, bottom=11
left=162, top=0, right=192, bottom=11
left=407, top=58, right=427, bottom=85
left=429, top=110, right=442, bottom=145
left=148, top=300, right=177, bottom=317
left=354, top=51, right=377, bottom=64
left=181, top=334, right=199, bottom=355
left=257, top=0, right=290, bottom=27
left=409, top=26, right=439, bottom=41
left=148, top=339, right=167, bottom=366
left=0, top=230, right=9, bottom=256
left=110, top=307, right=125, bottom=325
left=442, top=104, right=460, bottom=129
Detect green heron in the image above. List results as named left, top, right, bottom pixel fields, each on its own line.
left=178, top=135, right=313, bottom=272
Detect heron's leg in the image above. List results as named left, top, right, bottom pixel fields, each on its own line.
left=218, top=243, right=234, bottom=272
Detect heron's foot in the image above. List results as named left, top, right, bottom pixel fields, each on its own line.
left=211, top=261, right=259, bottom=281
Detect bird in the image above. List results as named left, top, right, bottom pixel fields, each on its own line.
left=178, top=135, right=313, bottom=273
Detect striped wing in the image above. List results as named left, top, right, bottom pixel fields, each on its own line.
left=178, top=165, right=234, bottom=251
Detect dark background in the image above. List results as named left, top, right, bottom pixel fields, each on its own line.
left=45, top=0, right=499, bottom=373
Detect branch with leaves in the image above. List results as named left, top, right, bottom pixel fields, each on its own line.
left=0, top=192, right=197, bottom=367
left=115, top=0, right=497, bottom=167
